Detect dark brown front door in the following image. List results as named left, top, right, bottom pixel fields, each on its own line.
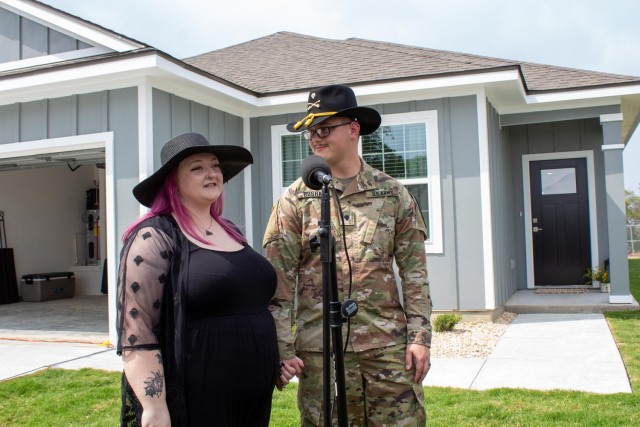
left=529, top=158, right=591, bottom=286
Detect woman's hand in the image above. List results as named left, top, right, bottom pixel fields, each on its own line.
left=141, top=404, right=171, bottom=427
left=275, top=356, right=305, bottom=390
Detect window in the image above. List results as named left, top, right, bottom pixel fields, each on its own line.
left=270, top=126, right=313, bottom=201
left=361, top=122, right=430, bottom=237
left=540, top=168, right=576, bottom=195
left=271, top=110, right=442, bottom=253
left=281, top=134, right=313, bottom=188
left=361, top=112, right=441, bottom=252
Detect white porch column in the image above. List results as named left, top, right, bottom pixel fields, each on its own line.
left=600, top=113, right=632, bottom=303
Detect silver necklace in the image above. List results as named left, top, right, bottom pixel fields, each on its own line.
left=196, top=215, right=214, bottom=236
left=204, top=216, right=213, bottom=236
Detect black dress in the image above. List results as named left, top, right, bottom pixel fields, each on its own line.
left=116, top=216, right=279, bottom=426
left=184, top=243, right=279, bottom=426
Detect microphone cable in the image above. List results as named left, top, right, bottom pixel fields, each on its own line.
left=329, top=184, right=354, bottom=356
left=328, top=181, right=354, bottom=423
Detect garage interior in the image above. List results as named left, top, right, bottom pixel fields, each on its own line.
left=0, top=147, right=109, bottom=339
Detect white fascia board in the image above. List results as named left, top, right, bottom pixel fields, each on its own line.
left=353, top=70, right=521, bottom=98
left=1, top=0, right=142, bottom=51
left=0, top=132, right=109, bottom=158
left=257, top=92, right=308, bottom=108
left=256, top=70, right=523, bottom=112
left=0, top=46, right=112, bottom=73
left=497, top=97, right=622, bottom=115
left=152, top=56, right=259, bottom=107
left=0, top=54, right=159, bottom=92
left=525, top=84, right=640, bottom=104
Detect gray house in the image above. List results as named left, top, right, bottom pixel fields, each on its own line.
left=1, top=0, right=637, bottom=342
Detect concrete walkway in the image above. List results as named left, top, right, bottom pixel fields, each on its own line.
left=0, top=297, right=634, bottom=394
left=425, top=313, right=632, bottom=394
left=0, top=340, right=120, bottom=381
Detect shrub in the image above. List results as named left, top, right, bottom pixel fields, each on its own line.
left=433, top=313, right=462, bottom=332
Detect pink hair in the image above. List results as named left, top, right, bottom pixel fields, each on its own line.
left=123, top=170, right=247, bottom=245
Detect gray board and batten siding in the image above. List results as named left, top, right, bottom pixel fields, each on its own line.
left=250, top=94, right=485, bottom=312
left=151, top=89, right=246, bottom=230
left=0, top=88, right=140, bottom=250
left=0, top=8, right=93, bottom=63
left=502, top=105, right=620, bottom=293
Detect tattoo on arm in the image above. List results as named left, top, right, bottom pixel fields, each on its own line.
left=143, top=371, right=164, bottom=398
left=155, top=353, right=163, bottom=365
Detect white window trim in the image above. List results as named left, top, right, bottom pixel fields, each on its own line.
left=362, top=111, right=442, bottom=253
left=270, top=124, right=289, bottom=202
left=270, top=110, right=443, bottom=254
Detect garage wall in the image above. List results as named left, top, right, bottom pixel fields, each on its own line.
left=0, top=164, right=99, bottom=291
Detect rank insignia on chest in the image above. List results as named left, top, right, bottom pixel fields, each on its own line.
left=297, top=191, right=322, bottom=199
left=366, top=189, right=395, bottom=198
left=341, top=209, right=356, bottom=226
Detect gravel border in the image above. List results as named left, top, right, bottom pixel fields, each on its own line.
left=430, top=312, right=517, bottom=359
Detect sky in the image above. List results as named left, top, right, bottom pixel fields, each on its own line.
left=42, top=0, right=640, bottom=193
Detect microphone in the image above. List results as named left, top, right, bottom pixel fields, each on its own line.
left=301, top=155, right=332, bottom=190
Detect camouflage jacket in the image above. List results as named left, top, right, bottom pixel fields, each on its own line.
left=263, top=159, right=432, bottom=359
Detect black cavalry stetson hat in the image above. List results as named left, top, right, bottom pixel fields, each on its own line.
left=132, top=133, right=253, bottom=208
left=286, top=84, right=381, bottom=135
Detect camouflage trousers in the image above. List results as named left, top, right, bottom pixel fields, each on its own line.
left=297, top=345, right=426, bottom=427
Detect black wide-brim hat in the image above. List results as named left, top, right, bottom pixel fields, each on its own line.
left=133, top=133, right=253, bottom=208
left=286, top=84, right=381, bottom=135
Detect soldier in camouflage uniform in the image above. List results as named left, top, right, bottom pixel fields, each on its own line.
left=264, top=84, right=432, bottom=426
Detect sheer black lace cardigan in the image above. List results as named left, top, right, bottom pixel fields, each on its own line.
left=116, top=214, right=189, bottom=425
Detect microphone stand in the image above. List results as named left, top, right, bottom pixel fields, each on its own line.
left=315, top=181, right=348, bottom=427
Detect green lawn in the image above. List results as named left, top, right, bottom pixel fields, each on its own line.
left=1, top=259, right=639, bottom=426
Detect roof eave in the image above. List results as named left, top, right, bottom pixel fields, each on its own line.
left=0, top=48, right=255, bottom=96
left=250, top=64, right=525, bottom=98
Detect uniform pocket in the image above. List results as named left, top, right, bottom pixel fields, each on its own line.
left=361, top=198, right=385, bottom=244
left=412, top=382, right=427, bottom=424
left=299, top=389, right=321, bottom=425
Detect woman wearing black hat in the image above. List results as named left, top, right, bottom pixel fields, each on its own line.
left=116, top=133, right=293, bottom=426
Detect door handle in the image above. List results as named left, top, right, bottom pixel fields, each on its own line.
left=533, top=226, right=543, bottom=233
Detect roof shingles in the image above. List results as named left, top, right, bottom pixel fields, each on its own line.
left=184, top=32, right=640, bottom=96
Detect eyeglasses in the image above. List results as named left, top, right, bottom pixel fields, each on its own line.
left=301, top=121, right=353, bottom=141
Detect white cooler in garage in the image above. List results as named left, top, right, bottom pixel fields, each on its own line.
left=21, top=272, right=75, bottom=302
